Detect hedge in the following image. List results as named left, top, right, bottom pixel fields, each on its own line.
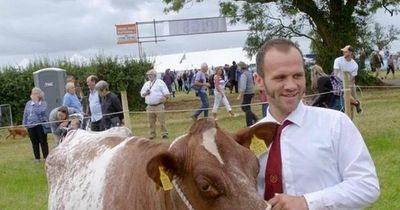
left=0, top=56, right=152, bottom=125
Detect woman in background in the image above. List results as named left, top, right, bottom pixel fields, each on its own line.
left=22, top=87, right=49, bottom=162
left=212, top=66, right=237, bottom=120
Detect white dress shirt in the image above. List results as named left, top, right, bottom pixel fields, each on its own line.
left=88, top=89, right=102, bottom=122
left=256, top=102, right=380, bottom=210
left=140, top=79, right=170, bottom=105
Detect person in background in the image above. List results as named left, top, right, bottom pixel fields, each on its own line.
left=253, top=38, right=379, bottom=209
left=186, top=69, right=195, bottom=94
left=95, top=80, right=124, bottom=129
left=228, top=61, right=239, bottom=93
left=237, top=62, right=258, bottom=127
left=333, top=45, right=362, bottom=113
left=140, top=69, right=170, bottom=139
left=163, top=68, right=175, bottom=97
left=177, top=73, right=183, bottom=92
left=370, top=51, right=384, bottom=77
left=191, top=62, right=210, bottom=121
left=212, top=66, right=237, bottom=120
left=22, top=87, right=49, bottom=162
left=310, top=65, right=343, bottom=111
left=86, top=75, right=104, bottom=131
left=63, top=82, right=83, bottom=114
left=49, top=106, right=78, bottom=146
left=385, top=54, right=395, bottom=79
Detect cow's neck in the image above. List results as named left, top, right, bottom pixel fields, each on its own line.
left=172, top=178, right=195, bottom=210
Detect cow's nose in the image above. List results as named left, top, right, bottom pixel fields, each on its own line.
left=265, top=201, right=272, bottom=210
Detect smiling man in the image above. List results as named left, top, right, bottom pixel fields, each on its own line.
left=253, top=38, right=380, bottom=210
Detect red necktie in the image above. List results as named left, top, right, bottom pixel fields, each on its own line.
left=264, top=120, right=292, bottom=200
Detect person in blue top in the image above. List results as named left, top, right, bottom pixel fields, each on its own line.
left=63, top=82, right=83, bottom=113
left=22, top=87, right=49, bottom=162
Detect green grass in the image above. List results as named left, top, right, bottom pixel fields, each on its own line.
left=0, top=88, right=399, bottom=209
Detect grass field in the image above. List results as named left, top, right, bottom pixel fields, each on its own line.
left=0, top=87, right=399, bottom=210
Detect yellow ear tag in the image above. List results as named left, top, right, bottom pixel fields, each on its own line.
left=158, top=166, right=173, bottom=191
left=250, top=135, right=267, bottom=156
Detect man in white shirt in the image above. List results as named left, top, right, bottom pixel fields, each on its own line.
left=86, top=75, right=104, bottom=131
left=253, top=38, right=380, bottom=210
left=140, top=69, right=170, bottom=139
left=333, top=45, right=362, bottom=113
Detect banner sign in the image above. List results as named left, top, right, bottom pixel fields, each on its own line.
left=115, top=23, right=138, bottom=44
left=168, top=17, right=227, bottom=36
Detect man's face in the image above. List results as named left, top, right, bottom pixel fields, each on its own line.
left=254, top=47, right=305, bottom=121
left=86, top=78, right=95, bottom=90
left=147, top=74, right=156, bottom=81
left=201, top=65, right=208, bottom=73
left=342, top=50, right=352, bottom=59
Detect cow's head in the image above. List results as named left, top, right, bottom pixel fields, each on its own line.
left=147, top=118, right=276, bottom=210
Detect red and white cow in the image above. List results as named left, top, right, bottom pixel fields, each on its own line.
left=46, top=118, right=276, bottom=210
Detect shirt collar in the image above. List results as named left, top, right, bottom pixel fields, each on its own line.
left=261, top=101, right=306, bottom=127
left=31, top=100, right=42, bottom=105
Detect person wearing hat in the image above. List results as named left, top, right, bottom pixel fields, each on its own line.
left=140, top=69, right=170, bottom=139
left=236, top=61, right=258, bottom=126
left=333, top=45, right=362, bottom=113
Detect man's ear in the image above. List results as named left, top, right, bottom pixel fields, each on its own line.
left=235, top=122, right=277, bottom=148
left=253, top=72, right=266, bottom=91
left=146, top=152, right=178, bottom=189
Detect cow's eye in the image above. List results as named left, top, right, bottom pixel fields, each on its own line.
left=195, top=177, right=221, bottom=199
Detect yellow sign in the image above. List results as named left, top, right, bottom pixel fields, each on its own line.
left=159, top=166, right=173, bottom=191
left=250, top=135, right=267, bottom=156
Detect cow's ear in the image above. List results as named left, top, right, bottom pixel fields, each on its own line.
left=146, top=152, right=178, bottom=189
left=235, top=122, right=277, bottom=148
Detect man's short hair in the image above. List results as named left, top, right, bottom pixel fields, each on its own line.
left=256, top=38, right=304, bottom=78
left=87, top=75, right=99, bottom=83
left=146, top=69, right=157, bottom=75
left=341, top=45, right=354, bottom=52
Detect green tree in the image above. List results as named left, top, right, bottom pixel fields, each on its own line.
left=372, top=23, right=400, bottom=51
left=163, top=0, right=399, bottom=73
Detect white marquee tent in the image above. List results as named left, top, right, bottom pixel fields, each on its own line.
left=152, top=47, right=255, bottom=73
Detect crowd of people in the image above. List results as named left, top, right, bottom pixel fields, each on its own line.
left=369, top=50, right=399, bottom=79
left=22, top=75, right=124, bottom=161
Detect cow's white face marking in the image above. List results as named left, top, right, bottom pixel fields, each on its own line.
left=201, top=128, right=224, bottom=165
